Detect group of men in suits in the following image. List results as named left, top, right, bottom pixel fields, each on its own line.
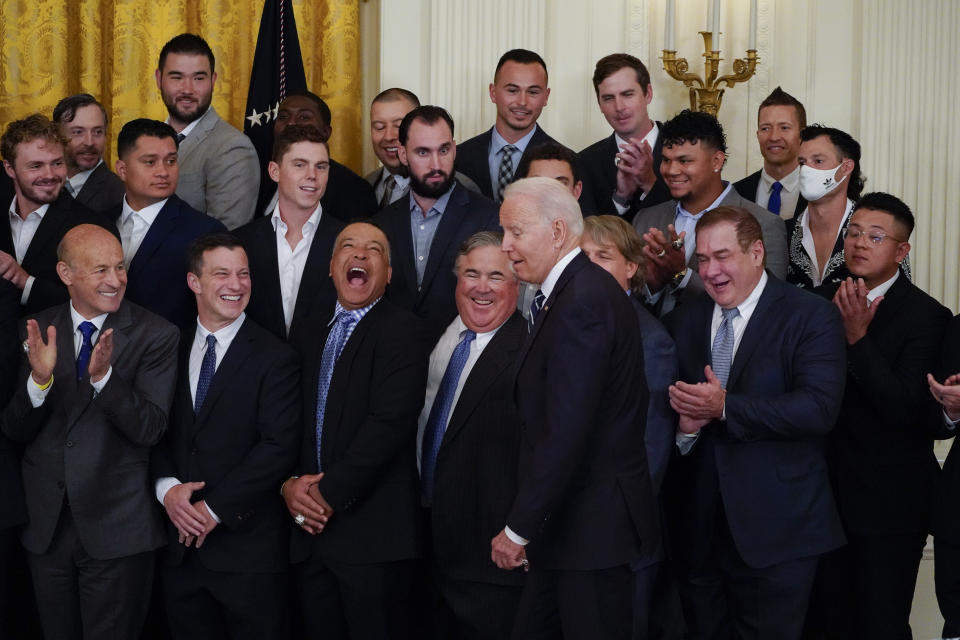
left=2, top=32, right=960, bottom=640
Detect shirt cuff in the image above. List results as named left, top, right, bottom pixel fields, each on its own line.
left=155, top=477, right=180, bottom=504
left=90, top=366, right=112, bottom=394
left=612, top=198, right=629, bottom=216
left=19, top=276, right=35, bottom=305
left=945, top=409, right=960, bottom=429
left=26, top=373, right=52, bottom=408
left=676, top=431, right=699, bottom=455
left=204, top=502, right=221, bottom=523
left=505, top=525, right=529, bottom=546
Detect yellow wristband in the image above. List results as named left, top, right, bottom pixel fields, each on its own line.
left=33, top=373, right=53, bottom=391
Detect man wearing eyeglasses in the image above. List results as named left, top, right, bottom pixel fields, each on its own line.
left=804, top=192, right=951, bottom=638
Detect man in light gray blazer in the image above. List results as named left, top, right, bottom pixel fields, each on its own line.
left=2, top=224, right=178, bottom=640
left=155, top=33, right=259, bottom=229
left=632, top=110, right=786, bottom=316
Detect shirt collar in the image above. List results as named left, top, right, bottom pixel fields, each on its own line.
left=677, top=182, right=732, bottom=220
left=867, top=270, right=899, bottom=303
left=760, top=164, right=801, bottom=192
left=68, top=160, right=102, bottom=193
left=540, top=247, right=582, bottom=300
left=715, top=270, right=769, bottom=319
left=69, top=302, right=109, bottom=332
left=453, top=313, right=504, bottom=349
left=409, top=182, right=456, bottom=217
left=196, top=311, right=246, bottom=343
left=329, top=297, right=381, bottom=327
left=8, top=196, right=51, bottom=221
left=121, top=196, right=168, bottom=226
left=491, top=124, right=538, bottom=155
left=169, top=106, right=212, bottom=139
left=381, top=167, right=410, bottom=189
left=270, top=201, right=323, bottom=234
left=799, top=198, right=854, bottom=240
left=614, top=121, right=659, bottom=154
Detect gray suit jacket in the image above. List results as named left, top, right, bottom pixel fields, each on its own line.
left=1, top=300, right=178, bottom=559
left=74, top=162, right=125, bottom=215
left=175, top=107, right=260, bottom=230
left=364, top=167, right=482, bottom=207
left=633, top=188, right=787, bottom=315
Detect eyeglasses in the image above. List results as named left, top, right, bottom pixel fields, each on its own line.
left=843, top=228, right=905, bottom=246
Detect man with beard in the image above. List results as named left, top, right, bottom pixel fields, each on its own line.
left=53, top=93, right=125, bottom=215
left=1, top=114, right=117, bottom=315
left=374, top=106, right=500, bottom=343
left=155, top=33, right=259, bottom=229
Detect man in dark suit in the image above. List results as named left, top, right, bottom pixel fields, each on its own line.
left=578, top=53, right=671, bottom=221
left=807, top=193, right=950, bottom=638
left=633, top=110, right=787, bottom=317
left=235, top=124, right=344, bottom=342
left=454, top=49, right=561, bottom=203
left=53, top=93, right=126, bottom=215
left=153, top=233, right=300, bottom=640
left=419, top=231, right=526, bottom=639
left=2, top=224, right=178, bottom=640
left=1, top=113, right=117, bottom=315
left=665, top=206, right=847, bottom=639
left=732, top=87, right=807, bottom=220
left=256, top=91, right=378, bottom=221
left=110, top=118, right=226, bottom=330
left=491, top=177, right=659, bottom=639
left=374, top=106, right=500, bottom=343
left=283, top=222, right=428, bottom=640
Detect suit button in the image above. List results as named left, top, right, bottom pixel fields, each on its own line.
left=65, top=440, right=74, bottom=448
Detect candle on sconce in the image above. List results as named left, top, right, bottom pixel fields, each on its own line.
left=712, top=0, right=721, bottom=51
left=749, top=0, right=758, bottom=49
left=665, top=0, right=676, bottom=50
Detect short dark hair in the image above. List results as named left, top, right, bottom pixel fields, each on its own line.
left=757, top=86, right=806, bottom=129
left=117, top=119, right=178, bottom=159
left=284, top=91, right=332, bottom=127
left=516, top=142, right=581, bottom=183
left=495, top=49, right=548, bottom=83
left=271, top=124, right=329, bottom=162
left=592, top=53, right=650, bottom=96
left=372, top=88, right=420, bottom=108
left=661, top=109, right=727, bottom=154
left=399, top=105, right=455, bottom=146
left=53, top=93, right=108, bottom=126
left=853, top=192, right=915, bottom=238
left=186, top=233, right=245, bottom=276
left=800, top=124, right=865, bottom=201
left=695, top=206, right=766, bottom=266
left=158, top=33, right=215, bottom=73
left=0, top=114, right=64, bottom=164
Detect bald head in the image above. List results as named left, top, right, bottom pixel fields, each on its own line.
left=56, top=224, right=126, bottom=318
left=58, top=224, right=120, bottom=266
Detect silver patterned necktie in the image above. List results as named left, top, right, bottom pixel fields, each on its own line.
left=711, top=307, right=740, bottom=387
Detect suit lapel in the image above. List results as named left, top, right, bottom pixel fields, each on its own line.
left=22, top=194, right=69, bottom=270
left=727, top=275, right=784, bottom=389
left=179, top=108, right=219, bottom=157
left=470, top=129, right=495, bottom=197
left=418, top=185, right=466, bottom=301
left=865, top=274, right=909, bottom=337
left=516, top=253, right=588, bottom=370
left=127, top=198, right=178, bottom=283
left=387, top=201, right=419, bottom=294
left=77, top=163, right=106, bottom=202
left=193, top=319, right=257, bottom=431
left=255, top=219, right=287, bottom=337
left=320, top=303, right=378, bottom=447
left=291, top=214, right=341, bottom=330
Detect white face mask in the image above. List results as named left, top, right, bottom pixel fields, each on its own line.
left=799, top=163, right=847, bottom=202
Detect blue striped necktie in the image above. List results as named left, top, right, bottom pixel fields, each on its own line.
left=315, top=311, right=356, bottom=472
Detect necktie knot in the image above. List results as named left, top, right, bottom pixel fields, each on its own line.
left=496, top=145, right=519, bottom=203
left=529, top=289, right=546, bottom=330
left=461, top=329, right=477, bottom=346
left=176, top=133, right=186, bottom=143
left=500, top=144, right=518, bottom=157
left=721, top=307, right=740, bottom=322
left=771, top=181, right=783, bottom=194
left=768, top=180, right=783, bottom=215
left=205, top=333, right=217, bottom=350
left=79, top=321, right=96, bottom=342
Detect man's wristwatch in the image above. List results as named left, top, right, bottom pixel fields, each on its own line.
left=670, top=268, right=688, bottom=288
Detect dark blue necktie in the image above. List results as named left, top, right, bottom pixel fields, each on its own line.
left=194, top=334, right=217, bottom=413
left=711, top=307, right=740, bottom=388
left=75, top=321, right=97, bottom=382
left=768, top=181, right=783, bottom=216
left=528, top=289, right=546, bottom=332
left=315, top=311, right=356, bottom=472
left=421, top=329, right=476, bottom=504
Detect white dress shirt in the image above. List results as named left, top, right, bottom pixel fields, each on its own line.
left=271, top=203, right=322, bottom=331
left=798, top=198, right=854, bottom=287
left=755, top=165, right=801, bottom=220
left=416, top=315, right=504, bottom=469
left=155, top=313, right=247, bottom=522
left=119, top=197, right=167, bottom=267
left=8, top=196, right=48, bottom=304
left=27, top=303, right=112, bottom=407
left=168, top=107, right=211, bottom=138
left=676, top=271, right=769, bottom=454
left=612, top=122, right=660, bottom=215
left=66, top=160, right=102, bottom=197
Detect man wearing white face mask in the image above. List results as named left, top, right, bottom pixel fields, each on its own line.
left=786, top=125, right=910, bottom=296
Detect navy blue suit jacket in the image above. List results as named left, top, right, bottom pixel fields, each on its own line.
left=112, top=195, right=226, bottom=330
left=454, top=125, right=559, bottom=200
left=664, top=274, right=847, bottom=569
left=508, top=252, right=659, bottom=570
left=373, top=182, right=500, bottom=343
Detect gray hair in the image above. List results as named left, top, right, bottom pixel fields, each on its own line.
left=453, top=230, right=518, bottom=280
left=502, top=176, right=584, bottom=237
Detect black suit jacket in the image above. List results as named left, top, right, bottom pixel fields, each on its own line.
left=733, top=169, right=807, bottom=219
left=110, top=195, right=225, bottom=330
left=1, top=191, right=117, bottom=315
left=373, top=182, right=500, bottom=343
left=508, top=252, right=658, bottom=570
left=234, top=212, right=345, bottom=342
left=577, top=127, right=672, bottom=222
left=664, top=274, right=848, bottom=569
left=290, top=299, right=429, bottom=565
left=431, top=312, right=526, bottom=586
left=934, top=314, right=960, bottom=542
left=827, top=275, right=950, bottom=536
left=153, top=317, right=301, bottom=573
left=0, top=279, right=26, bottom=530
left=256, top=159, right=378, bottom=223
left=454, top=125, right=559, bottom=200
left=74, top=163, right=125, bottom=215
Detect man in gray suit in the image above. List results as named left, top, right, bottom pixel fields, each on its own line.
left=53, top=93, right=126, bottom=215
left=155, top=33, right=259, bottom=229
left=2, top=224, right=178, bottom=640
left=633, top=109, right=786, bottom=316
